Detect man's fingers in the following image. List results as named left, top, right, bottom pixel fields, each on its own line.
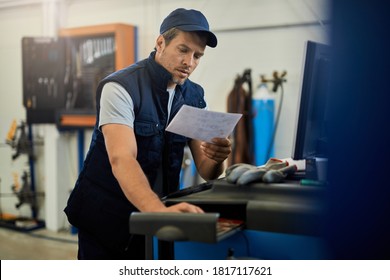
left=171, top=202, right=204, bottom=213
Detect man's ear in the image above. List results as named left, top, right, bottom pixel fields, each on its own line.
left=155, top=35, right=164, bottom=51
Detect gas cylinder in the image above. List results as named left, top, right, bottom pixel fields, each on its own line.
left=252, top=83, right=275, bottom=166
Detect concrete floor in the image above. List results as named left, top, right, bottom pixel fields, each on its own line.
left=0, top=226, right=78, bottom=260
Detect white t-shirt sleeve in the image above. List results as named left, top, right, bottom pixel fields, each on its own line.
left=99, top=82, right=135, bottom=130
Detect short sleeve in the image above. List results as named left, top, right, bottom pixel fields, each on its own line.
left=99, top=82, right=135, bottom=130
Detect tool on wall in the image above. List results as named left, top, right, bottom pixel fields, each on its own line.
left=11, top=171, right=38, bottom=214
left=262, top=70, right=287, bottom=93
left=4, top=119, right=43, bottom=221
left=6, top=119, right=34, bottom=160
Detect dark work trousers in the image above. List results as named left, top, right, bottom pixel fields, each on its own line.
left=77, top=229, right=146, bottom=260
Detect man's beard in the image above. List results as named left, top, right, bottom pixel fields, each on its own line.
left=171, top=76, right=186, bottom=86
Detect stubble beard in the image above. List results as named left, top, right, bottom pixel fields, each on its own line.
left=171, top=76, right=186, bottom=86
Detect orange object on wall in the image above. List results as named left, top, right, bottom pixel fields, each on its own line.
left=59, top=23, right=136, bottom=70
left=56, top=23, right=137, bottom=128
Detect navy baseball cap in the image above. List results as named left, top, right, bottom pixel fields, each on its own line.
left=160, top=8, right=218, bottom=48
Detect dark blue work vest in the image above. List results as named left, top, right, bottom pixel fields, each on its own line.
left=64, top=51, right=206, bottom=251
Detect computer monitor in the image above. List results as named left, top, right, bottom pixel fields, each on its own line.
left=291, top=40, right=331, bottom=161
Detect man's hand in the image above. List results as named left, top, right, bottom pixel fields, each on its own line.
left=200, top=137, right=231, bottom=164
left=165, top=202, right=204, bottom=213
left=143, top=202, right=204, bottom=213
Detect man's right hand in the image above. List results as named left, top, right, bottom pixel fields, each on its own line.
left=165, top=202, right=204, bottom=213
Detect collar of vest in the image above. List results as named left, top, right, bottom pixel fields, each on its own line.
left=147, top=51, right=187, bottom=93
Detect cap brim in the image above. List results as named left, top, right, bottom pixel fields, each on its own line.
left=177, top=25, right=218, bottom=48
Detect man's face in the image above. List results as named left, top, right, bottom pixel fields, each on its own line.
left=155, top=31, right=207, bottom=88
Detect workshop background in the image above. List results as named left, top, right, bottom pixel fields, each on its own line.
left=0, top=0, right=329, bottom=233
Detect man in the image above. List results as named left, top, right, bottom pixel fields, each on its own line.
left=64, top=8, right=231, bottom=259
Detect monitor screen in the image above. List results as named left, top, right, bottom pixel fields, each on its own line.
left=291, top=40, right=331, bottom=161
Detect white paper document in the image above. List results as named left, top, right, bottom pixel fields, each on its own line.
left=165, top=105, right=242, bottom=143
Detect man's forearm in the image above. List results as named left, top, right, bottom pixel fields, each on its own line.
left=198, top=159, right=225, bottom=180
left=111, top=156, right=166, bottom=212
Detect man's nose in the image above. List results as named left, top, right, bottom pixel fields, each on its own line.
left=183, top=53, right=194, bottom=67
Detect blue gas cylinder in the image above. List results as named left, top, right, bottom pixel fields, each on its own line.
left=252, top=83, right=275, bottom=166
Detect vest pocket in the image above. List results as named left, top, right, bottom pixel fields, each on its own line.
left=134, top=120, right=159, bottom=136
left=134, top=120, right=161, bottom=164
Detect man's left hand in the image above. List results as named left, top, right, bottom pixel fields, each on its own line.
left=200, top=137, right=231, bottom=164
